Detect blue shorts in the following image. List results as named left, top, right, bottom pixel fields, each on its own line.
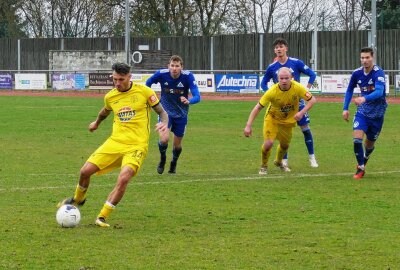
left=353, top=112, right=384, bottom=141
left=296, top=102, right=310, bottom=126
left=160, top=115, right=187, bottom=137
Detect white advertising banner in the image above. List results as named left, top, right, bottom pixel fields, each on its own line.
left=194, top=74, right=215, bottom=93
left=15, top=73, right=47, bottom=90
left=395, top=75, right=400, bottom=92
left=321, top=74, right=389, bottom=94
left=299, top=75, right=322, bottom=93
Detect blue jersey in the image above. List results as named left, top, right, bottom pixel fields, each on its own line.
left=343, top=65, right=387, bottom=119
left=261, top=57, right=316, bottom=91
left=146, top=69, right=201, bottom=118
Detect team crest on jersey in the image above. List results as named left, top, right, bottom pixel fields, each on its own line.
left=130, top=95, right=138, bottom=103
left=117, top=106, right=136, bottom=122
left=149, top=95, right=157, bottom=103
left=280, top=104, right=294, bottom=113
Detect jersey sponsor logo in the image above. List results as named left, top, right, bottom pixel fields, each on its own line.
left=280, top=104, right=294, bottom=113
left=217, top=75, right=257, bottom=88
left=165, top=88, right=185, bottom=95
left=149, top=95, right=157, bottom=103
left=360, top=85, right=374, bottom=92
left=117, top=106, right=136, bottom=122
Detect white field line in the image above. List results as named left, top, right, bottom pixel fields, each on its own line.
left=1, top=170, right=399, bottom=192
left=16, top=106, right=96, bottom=109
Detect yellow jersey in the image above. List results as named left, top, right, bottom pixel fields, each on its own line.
left=104, top=82, right=159, bottom=146
left=259, top=80, right=313, bottom=124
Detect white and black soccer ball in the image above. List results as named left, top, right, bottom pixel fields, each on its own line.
left=56, top=204, right=81, bottom=228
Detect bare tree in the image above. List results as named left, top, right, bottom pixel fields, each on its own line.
left=334, top=0, right=370, bottom=30
left=194, top=0, right=231, bottom=35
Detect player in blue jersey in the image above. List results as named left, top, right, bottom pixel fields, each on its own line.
left=261, top=37, right=318, bottom=169
left=342, top=47, right=387, bottom=180
left=146, top=55, right=201, bottom=174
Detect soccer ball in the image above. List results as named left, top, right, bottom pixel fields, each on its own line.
left=56, top=204, right=81, bottom=228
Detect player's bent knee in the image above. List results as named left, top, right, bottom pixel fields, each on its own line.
left=80, top=162, right=99, bottom=178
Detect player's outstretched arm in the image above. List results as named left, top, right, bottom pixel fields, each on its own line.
left=89, top=107, right=111, bottom=132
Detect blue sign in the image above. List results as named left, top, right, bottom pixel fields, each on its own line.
left=215, top=74, right=259, bottom=93
left=52, top=73, right=86, bottom=90
left=0, top=73, right=13, bottom=89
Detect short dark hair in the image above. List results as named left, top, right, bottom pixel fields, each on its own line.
left=273, top=37, right=288, bottom=47
left=112, top=62, right=131, bottom=75
left=360, top=47, right=374, bottom=56
left=169, top=55, right=183, bottom=65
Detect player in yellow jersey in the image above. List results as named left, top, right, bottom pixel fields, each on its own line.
left=244, top=67, right=317, bottom=175
left=57, top=62, right=169, bottom=227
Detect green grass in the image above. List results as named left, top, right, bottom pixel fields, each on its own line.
left=0, top=96, right=399, bottom=269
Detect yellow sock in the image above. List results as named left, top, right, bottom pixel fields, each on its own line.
left=73, top=184, right=87, bottom=203
left=275, top=144, right=287, bottom=163
left=261, top=144, right=271, bottom=167
left=97, top=201, right=115, bottom=219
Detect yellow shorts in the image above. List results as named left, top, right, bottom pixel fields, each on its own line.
left=263, top=116, right=296, bottom=145
left=87, top=138, right=148, bottom=175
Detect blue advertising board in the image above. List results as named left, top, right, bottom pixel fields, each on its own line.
left=0, top=73, right=13, bottom=89
left=215, top=74, right=259, bottom=93
left=52, top=73, right=86, bottom=90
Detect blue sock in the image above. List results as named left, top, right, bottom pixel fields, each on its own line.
left=353, top=138, right=364, bottom=166
left=283, top=152, right=288, bottom=159
left=158, top=142, right=168, bottom=163
left=302, top=127, right=314, bottom=155
left=172, top=147, right=182, bottom=163
left=365, top=146, right=375, bottom=159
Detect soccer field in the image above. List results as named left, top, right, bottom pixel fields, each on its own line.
left=0, top=95, right=399, bottom=269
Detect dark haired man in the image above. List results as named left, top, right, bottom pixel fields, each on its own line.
left=343, top=47, right=387, bottom=179
left=58, top=62, right=169, bottom=227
